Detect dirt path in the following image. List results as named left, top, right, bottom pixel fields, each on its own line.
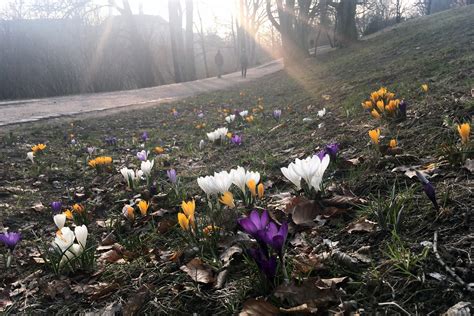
left=0, top=59, right=284, bottom=127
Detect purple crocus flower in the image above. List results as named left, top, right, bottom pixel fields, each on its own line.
left=231, top=134, right=242, bottom=146
left=263, top=221, right=288, bottom=255
left=86, top=147, right=96, bottom=155
left=0, top=232, right=22, bottom=251
left=136, top=150, right=148, bottom=161
left=273, top=109, right=282, bottom=121
left=105, top=136, right=117, bottom=146
left=197, top=112, right=204, bottom=119
left=51, top=201, right=62, bottom=214
left=167, top=169, right=177, bottom=184
left=325, top=143, right=340, bottom=158
left=248, top=247, right=278, bottom=280
left=141, top=132, right=149, bottom=143
left=416, top=171, right=439, bottom=210
left=150, top=182, right=158, bottom=196
left=399, top=100, right=407, bottom=117
left=238, top=210, right=270, bottom=243
left=316, top=150, right=327, bottom=161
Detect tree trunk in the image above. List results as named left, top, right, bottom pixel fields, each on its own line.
left=168, top=0, right=185, bottom=82
left=335, top=0, right=358, bottom=47
left=185, top=0, right=196, bottom=80
left=197, top=6, right=209, bottom=78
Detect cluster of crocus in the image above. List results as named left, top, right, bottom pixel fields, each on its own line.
left=32, top=143, right=47, bottom=152
left=120, top=167, right=143, bottom=189
left=88, top=156, right=112, bottom=169
left=238, top=210, right=288, bottom=281
left=121, top=200, right=149, bottom=221
left=225, top=114, right=236, bottom=123
left=207, top=127, right=228, bottom=142
left=281, top=154, right=330, bottom=193
left=178, top=200, right=195, bottom=232
left=230, top=166, right=262, bottom=198
left=0, top=231, right=21, bottom=268
left=197, top=170, right=233, bottom=196
left=52, top=225, right=88, bottom=268
left=457, top=122, right=470, bottom=145
left=362, top=87, right=402, bottom=119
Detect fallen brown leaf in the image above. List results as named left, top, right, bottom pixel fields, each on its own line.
left=345, top=217, right=377, bottom=234
left=291, top=198, right=323, bottom=226
left=89, top=282, right=120, bottom=301
left=180, top=258, right=215, bottom=284
left=123, top=284, right=154, bottom=316
left=274, top=277, right=341, bottom=310
left=239, top=298, right=279, bottom=316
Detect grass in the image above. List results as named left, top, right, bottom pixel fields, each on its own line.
left=1, top=6, right=473, bottom=315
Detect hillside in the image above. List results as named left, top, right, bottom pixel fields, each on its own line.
left=0, top=7, right=473, bottom=315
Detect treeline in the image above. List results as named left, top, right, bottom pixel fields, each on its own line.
left=0, top=15, right=265, bottom=100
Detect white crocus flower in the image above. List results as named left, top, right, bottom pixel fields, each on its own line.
left=140, top=160, right=154, bottom=177
left=120, top=167, right=142, bottom=187
left=239, top=110, right=248, bottom=117
left=74, top=225, right=88, bottom=249
left=27, top=151, right=34, bottom=163
left=197, top=175, right=219, bottom=195
left=213, top=170, right=233, bottom=194
left=53, top=227, right=75, bottom=252
left=281, top=163, right=302, bottom=190
left=310, top=154, right=330, bottom=192
left=207, top=127, right=228, bottom=142
left=281, top=155, right=330, bottom=192
left=225, top=114, right=236, bottom=123
left=53, top=214, right=66, bottom=230
left=292, top=156, right=320, bottom=187
left=199, top=139, right=205, bottom=150
left=317, top=108, right=326, bottom=117
left=230, top=166, right=261, bottom=193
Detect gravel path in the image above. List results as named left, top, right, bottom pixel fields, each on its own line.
left=0, top=59, right=283, bottom=126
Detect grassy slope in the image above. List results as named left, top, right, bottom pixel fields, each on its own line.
left=0, top=6, right=473, bottom=315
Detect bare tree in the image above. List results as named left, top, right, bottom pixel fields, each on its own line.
left=195, top=4, right=209, bottom=78
left=185, top=0, right=196, bottom=81
left=168, top=0, right=186, bottom=82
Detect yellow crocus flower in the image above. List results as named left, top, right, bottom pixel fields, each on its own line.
left=154, top=146, right=165, bottom=154
left=178, top=213, right=190, bottom=230
left=32, top=143, right=47, bottom=152
left=369, top=129, right=381, bottom=144
left=362, top=101, right=373, bottom=110
left=421, top=84, right=428, bottom=92
left=457, top=123, right=470, bottom=144
left=257, top=183, right=264, bottom=199
left=63, top=210, right=73, bottom=220
left=389, top=139, right=397, bottom=148
left=247, top=179, right=257, bottom=197
left=370, top=109, right=381, bottom=119
left=219, top=192, right=235, bottom=208
left=73, top=203, right=84, bottom=214
left=138, top=200, right=149, bottom=216
left=376, top=100, right=385, bottom=112
left=181, top=200, right=195, bottom=218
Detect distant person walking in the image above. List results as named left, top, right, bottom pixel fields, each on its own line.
left=215, top=49, right=224, bottom=78
left=240, top=49, right=248, bottom=78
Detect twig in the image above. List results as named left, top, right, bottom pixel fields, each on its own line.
left=378, top=302, right=411, bottom=315
left=433, top=231, right=473, bottom=292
